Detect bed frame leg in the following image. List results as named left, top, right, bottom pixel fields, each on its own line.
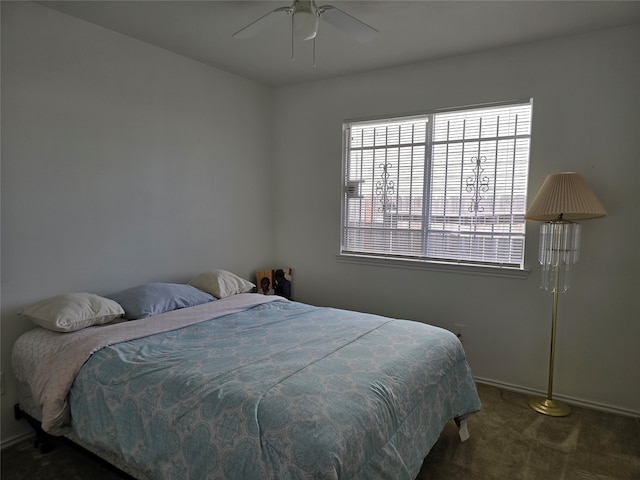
left=14, top=403, right=57, bottom=454
left=454, top=416, right=470, bottom=442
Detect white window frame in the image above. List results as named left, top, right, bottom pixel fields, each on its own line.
left=339, top=99, right=532, bottom=278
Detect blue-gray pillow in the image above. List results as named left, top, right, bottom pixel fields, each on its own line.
left=106, top=283, right=216, bottom=320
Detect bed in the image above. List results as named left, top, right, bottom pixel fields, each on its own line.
left=12, top=272, right=481, bottom=480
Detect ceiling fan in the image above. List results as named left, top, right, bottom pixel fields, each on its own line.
left=233, top=0, right=378, bottom=64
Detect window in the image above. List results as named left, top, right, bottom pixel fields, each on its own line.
left=341, top=100, right=532, bottom=271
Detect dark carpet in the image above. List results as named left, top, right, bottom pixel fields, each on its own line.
left=2, top=384, right=639, bottom=479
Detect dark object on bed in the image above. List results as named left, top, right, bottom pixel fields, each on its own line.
left=13, top=292, right=481, bottom=479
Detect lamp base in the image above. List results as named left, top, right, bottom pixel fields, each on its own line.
left=528, top=397, right=571, bottom=417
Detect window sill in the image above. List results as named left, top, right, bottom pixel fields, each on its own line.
left=336, top=253, right=530, bottom=279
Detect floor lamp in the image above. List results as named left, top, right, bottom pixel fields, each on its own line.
left=525, top=172, right=607, bottom=416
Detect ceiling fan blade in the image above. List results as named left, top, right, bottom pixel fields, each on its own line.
left=233, top=6, right=292, bottom=39
left=317, top=5, right=378, bottom=43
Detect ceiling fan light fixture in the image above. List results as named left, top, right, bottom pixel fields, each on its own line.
left=233, top=0, right=379, bottom=48
left=294, top=11, right=319, bottom=40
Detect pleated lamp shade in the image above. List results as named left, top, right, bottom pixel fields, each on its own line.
left=525, top=172, right=607, bottom=221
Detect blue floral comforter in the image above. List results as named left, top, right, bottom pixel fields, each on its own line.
left=69, top=298, right=481, bottom=479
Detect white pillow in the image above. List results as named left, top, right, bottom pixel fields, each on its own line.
left=189, top=270, right=255, bottom=298
left=18, top=293, right=124, bottom=332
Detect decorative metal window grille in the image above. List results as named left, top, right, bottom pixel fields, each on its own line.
left=341, top=100, right=532, bottom=269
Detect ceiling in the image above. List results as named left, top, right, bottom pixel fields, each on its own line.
left=39, top=0, right=640, bottom=87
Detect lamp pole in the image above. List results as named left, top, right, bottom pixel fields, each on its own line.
left=528, top=223, right=571, bottom=417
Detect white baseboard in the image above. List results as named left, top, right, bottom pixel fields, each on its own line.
left=1, top=431, right=35, bottom=450
left=475, top=377, right=640, bottom=419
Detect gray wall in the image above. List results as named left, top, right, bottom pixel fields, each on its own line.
left=272, top=25, right=640, bottom=415
left=1, top=2, right=275, bottom=442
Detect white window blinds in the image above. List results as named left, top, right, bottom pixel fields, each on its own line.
left=341, top=100, right=532, bottom=270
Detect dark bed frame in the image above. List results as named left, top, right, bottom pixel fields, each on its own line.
left=13, top=403, right=135, bottom=479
